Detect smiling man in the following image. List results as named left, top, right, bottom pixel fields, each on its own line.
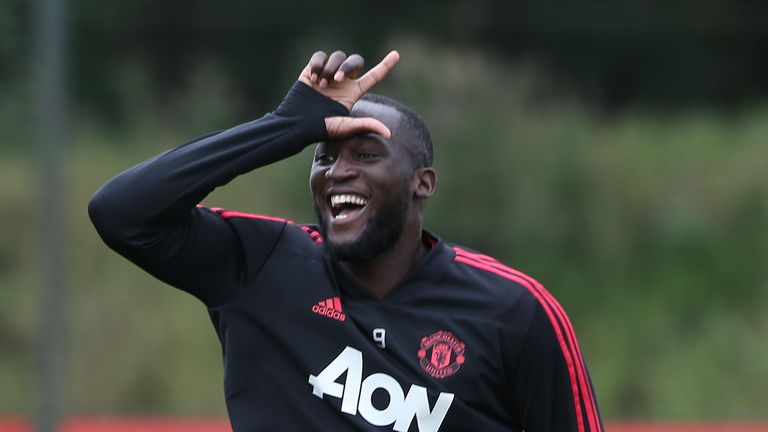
left=89, top=50, right=602, bottom=431
left=311, top=94, right=437, bottom=299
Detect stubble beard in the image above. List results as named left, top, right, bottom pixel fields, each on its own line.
left=314, top=182, right=410, bottom=263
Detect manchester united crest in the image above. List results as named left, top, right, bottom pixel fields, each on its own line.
left=417, top=331, right=466, bottom=379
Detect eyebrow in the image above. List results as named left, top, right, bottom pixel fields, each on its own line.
left=319, top=134, right=391, bottom=151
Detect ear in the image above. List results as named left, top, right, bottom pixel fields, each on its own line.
left=412, top=167, right=437, bottom=200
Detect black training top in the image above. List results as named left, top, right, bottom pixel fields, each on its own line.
left=89, top=82, right=603, bottom=432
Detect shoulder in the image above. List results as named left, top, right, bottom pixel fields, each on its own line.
left=447, top=243, right=588, bottom=359
left=445, top=243, right=563, bottom=328
left=448, top=244, right=541, bottom=300
left=200, top=205, right=293, bottom=225
left=197, top=205, right=324, bottom=248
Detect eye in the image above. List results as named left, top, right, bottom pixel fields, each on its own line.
left=357, top=151, right=378, bottom=161
left=314, top=153, right=336, bottom=164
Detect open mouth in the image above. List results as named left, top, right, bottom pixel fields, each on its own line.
left=329, top=193, right=369, bottom=222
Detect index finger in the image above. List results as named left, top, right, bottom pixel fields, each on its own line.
left=355, top=50, right=400, bottom=94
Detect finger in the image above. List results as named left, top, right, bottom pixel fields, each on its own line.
left=335, top=54, right=364, bottom=81
left=356, top=50, right=400, bottom=94
left=325, top=116, right=391, bottom=140
left=321, top=50, right=347, bottom=86
left=308, top=51, right=327, bottom=83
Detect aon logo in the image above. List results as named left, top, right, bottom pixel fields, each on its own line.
left=308, top=346, right=454, bottom=432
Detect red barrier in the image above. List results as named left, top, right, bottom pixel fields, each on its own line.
left=2, top=417, right=768, bottom=431
left=0, top=417, right=231, bottom=432
left=0, top=417, right=29, bottom=432
left=60, top=418, right=232, bottom=432
left=608, top=423, right=768, bottom=432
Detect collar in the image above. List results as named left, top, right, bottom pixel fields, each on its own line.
left=323, top=230, right=454, bottom=301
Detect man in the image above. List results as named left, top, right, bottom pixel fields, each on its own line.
left=89, top=50, right=602, bottom=431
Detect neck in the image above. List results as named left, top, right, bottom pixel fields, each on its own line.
left=338, top=224, right=427, bottom=299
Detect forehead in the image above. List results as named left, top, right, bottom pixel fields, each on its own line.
left=316, top=100, right=411, bottom=154
left=350, top=100, right=402, bottom=131
left=339, top=100, right=416, bottom=162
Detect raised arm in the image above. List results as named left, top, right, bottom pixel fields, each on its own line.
left=88, top=50, right=399, bottom=307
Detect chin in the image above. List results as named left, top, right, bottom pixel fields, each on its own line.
left=316, top=205, right=407, bottom=263
left=313, top=181, right=411, bottom=263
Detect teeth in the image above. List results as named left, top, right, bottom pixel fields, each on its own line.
left=334, top=213, right=348, bottom=220
left=330, top=194, right=369, bottom=208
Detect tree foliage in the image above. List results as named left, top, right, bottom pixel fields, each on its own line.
left=1, top=1, right=767, bottom=420
left=4, top=0, right=757, bottom=116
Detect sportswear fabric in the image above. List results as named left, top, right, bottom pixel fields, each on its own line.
left=89, top=82, right=602, bottom=431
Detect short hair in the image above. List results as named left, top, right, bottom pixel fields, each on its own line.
left=360, top=93, right=433, bottom=168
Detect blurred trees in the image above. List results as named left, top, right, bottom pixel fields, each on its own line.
left=1, top=0, right=767, bottom=421
left=4, top=0, right=767, bottom=119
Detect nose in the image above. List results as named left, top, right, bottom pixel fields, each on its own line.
left=325, top=155, right=358, bottom=181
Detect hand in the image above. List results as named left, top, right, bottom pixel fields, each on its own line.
left=298, top=50, right=400, bottom=139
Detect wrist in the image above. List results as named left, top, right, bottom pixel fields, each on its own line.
left=275, top=81, right=349, bottom=120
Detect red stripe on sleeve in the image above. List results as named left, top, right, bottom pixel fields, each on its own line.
left=454, top=248, right=601, bottom=431
left=199, top=206, right=325, bottom=244
left=217, top=211, right=295, bottom=224
left=198, top=206, right=294, bottom=223
left=453, top=248, right=600, bottom=432
left=455, top=249, right=602, bottom=431
left=454, top=254, right=585, bottom=431
left=300, top=226, right=324, bottom=244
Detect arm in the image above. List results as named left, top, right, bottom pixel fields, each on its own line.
left=88, top=83, right=345, bottom=306
left=509, top=302, right=603, bottom=431
left=88, top=50, right=400, bottom=307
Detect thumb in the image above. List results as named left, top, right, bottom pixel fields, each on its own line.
left=325, top=116, right=391, bottom=140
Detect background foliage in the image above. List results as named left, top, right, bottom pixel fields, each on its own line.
left=1, top=0, right=767, bottom=420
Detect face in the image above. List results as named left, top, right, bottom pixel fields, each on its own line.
left=310, top=102, right=418, bottom=262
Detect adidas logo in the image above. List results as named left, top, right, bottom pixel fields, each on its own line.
left=312, top=297, right=346, bottom=321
